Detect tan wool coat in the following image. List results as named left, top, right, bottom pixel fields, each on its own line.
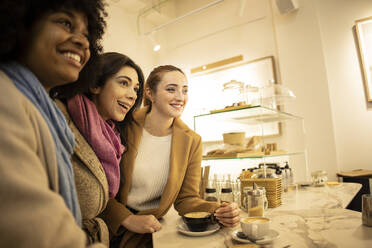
left=101, top=107, right=220, bottom=248
left=55, top=100, right=110, bottom=246
left=0, top=70, right=105, bottom=248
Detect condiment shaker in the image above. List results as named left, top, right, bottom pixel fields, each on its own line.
left=244, top=183, right=268, bottom=217
left=204, top=188, right=218, bottom=202
left=220, top=187, right=233, bottom=203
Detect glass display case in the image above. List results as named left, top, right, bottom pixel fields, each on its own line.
left=193, top=104, right=309, bottom=183
left=188, top=55, right=309, bottom=183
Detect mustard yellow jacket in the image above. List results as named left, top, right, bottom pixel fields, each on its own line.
left=101, top=107, right=219, bottom=248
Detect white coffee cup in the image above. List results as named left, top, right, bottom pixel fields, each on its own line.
left=240, top=217, right=270, bottom=240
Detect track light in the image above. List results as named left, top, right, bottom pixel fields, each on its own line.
left=149, top=33, right=161, bottom=52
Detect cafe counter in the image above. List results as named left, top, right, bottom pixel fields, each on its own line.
left=153, top=183, right=372, bottom=248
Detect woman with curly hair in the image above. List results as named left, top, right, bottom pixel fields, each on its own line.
left=51, top=52, right=145, bottom=246
left=0, top=0, right=107, bottom=247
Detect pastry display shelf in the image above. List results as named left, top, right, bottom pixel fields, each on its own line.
left=193, top=105, right=303, bottom=127
left=202, top=151, right=304, bottom=161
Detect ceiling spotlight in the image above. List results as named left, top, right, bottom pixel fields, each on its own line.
left=149, top=32, right=161, bottom=52
left=153, top=44, right=161, bottom=52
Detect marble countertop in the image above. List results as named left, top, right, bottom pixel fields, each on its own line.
left=274, top=182, right=362, bottom=211
left=153, top=183, right=372, bottom=248
left=265, top=208, right=372, bottom=248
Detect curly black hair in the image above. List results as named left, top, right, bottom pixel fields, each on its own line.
left=0, top=0, right=107, bottom=85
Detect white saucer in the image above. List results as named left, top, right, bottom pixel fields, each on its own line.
left=177, top=223, right=220, bottom=237
left=231, top=229, right=279, bottom=245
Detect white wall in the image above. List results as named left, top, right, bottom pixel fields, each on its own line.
left=152, top=0, right=328, bottom=181
left=155, top=0, right=277, bottom=127
left=313, top=0, right=372, bottom=173
left=156, top=0, right=274, bottom=69
left=102, top=2, right=155, bottom=76
left=104, top=0, right=372, bottom=180
left=271, top=0, right=339, bottom=179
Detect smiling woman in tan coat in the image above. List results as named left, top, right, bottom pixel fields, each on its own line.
left=52, top=52, right=145, bottom=246
left=101, top=65, right=240, bottom=248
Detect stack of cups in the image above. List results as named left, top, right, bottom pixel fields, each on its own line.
left=362, top=194, right=372, bottom=227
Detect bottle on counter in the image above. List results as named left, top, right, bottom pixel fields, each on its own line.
left=220, top=177, right=233, bottom=203
left=220, top=187, right=233, bottom=203
left=282, top=162, right=293, bottom=191
left=287, top=165, right=294, bottom=186
left=204, top=188, right=218, bottom=202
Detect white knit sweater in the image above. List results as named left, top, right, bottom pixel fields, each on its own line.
left=126, top=129, right=172, bottom=211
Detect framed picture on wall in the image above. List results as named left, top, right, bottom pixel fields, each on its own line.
left=355, top=17, right=372, bottom=102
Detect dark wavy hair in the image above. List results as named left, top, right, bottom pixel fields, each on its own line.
left=0, top=0, right=107, bottom=86
left=53, top=52, right=145, bottom=147
left=144, top=65, right=185, bottom=112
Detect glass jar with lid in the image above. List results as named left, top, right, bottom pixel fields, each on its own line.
left=259, top=83, right=296, bottom=108
left=204, top=188, right=218, bottom=202
left=244, top=84, right=259, bottom=106
left=220, top=187, right=233, bottom=203
left=222, top=80, right=244, bottom=107
left=311, top=170, right=328, bottom=186
left=252, top=167, right=278, bottom=178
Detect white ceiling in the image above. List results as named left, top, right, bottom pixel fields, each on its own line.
left=111, top=0, right=231, bottom=35
left=111, top=0, right=159, bottom=13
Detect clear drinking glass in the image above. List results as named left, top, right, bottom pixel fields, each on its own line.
left=232, top=179, right=241, bottom=207
left=311, top=170, right=328, bottom=186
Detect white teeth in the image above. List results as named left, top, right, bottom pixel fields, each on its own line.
left=64, top=52, right=81, bottom=63
left=171, top=104, right=182, bottom=108
left=118, top=101, right=128, bottom=109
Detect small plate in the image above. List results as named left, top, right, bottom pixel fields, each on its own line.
left=177, top=223, right=220, bottom=237
left=231, top=229, right=279, bottom=245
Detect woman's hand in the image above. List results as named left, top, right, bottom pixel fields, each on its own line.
left=121, top=214, right=162, bottom=234
left=214, top=202, right=240, bottom=227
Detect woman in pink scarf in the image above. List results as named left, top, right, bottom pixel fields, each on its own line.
left=51, top=52, right=144, bottom=246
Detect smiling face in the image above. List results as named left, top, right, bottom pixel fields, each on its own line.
left=20, top=10, right=90, bottom=91
left=92, top=66, right=140, bottom=121
left=146, top=70, right=188, bottom=119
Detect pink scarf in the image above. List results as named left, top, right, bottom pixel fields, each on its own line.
left=67, top=94, right=125, bottom=198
